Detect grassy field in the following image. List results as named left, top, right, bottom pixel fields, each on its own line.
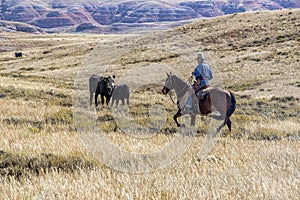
left=0, top=9, right=299, bottom=199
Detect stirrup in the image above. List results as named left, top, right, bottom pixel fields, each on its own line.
left=184, top=107, right=193, bottom=114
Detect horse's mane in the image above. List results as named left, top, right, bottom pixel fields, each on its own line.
left=170, top=74, right=192, bottom=99
left=171, top=74, right=190, bottom=87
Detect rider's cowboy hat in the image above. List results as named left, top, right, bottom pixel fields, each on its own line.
left=197, top=53, right=204, bottom=60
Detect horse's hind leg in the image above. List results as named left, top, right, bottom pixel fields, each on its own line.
left=173, top=109, right=182, bottom=127
left=217, top=117, right=231, bottom=132
left=226, top=92, right=236, bottom=132
left=191, top=114, right=196, bottom=126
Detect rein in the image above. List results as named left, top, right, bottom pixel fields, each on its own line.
left=168, top=75, right=194, bottom=105
left=188, top=75, right=193, bottom=84
left=169, top=93, right=177, bottom=105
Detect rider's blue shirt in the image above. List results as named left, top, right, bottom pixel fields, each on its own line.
left=193, top=63, right=213, bottom=87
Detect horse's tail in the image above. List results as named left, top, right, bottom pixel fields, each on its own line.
left=224, top=92, right=236, bottom=132
left=228, top=92, right=236, bottom=117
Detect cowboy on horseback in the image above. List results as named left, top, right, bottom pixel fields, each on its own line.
left=162, top=73, right=236, bottom=131
left=192, top=53, right=213, bottom=98
left=184, top=53, right=213, bottom=112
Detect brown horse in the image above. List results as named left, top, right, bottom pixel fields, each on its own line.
left=162, top=73, right=236, bottom=132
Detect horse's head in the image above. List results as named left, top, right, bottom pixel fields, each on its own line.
left=162, top=72, right=173, bottom=94
left=162, top=72, right=190, bottom=99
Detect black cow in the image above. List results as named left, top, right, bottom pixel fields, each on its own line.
left=95, top=76, right=115, bottom=107
left=111, top=84, right=130, bottom=106
left=15, top=52, right=23, bottom=58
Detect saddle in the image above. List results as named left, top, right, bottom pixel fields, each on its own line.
left=197, top=89, right=209, bottom=102
left=181, top=86, right=210, bottom=114
left=192, top=88, right=210, bottom=114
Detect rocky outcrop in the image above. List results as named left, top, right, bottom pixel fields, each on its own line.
left=0, top=0, right=299, bottom=33
left=75, top=23, right=101, bottom=33
left=4, top=4, right=44, bottom=22
left=0, top=20, right=45, bottom=33
left=273, top=0, right=300, bottom=8
left=179, top=1, right=223, bottom=17
left=31, top=17, right=76, bottom=28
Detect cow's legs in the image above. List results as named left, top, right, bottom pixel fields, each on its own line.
left=127, top=97, right=130, bottom=105
left=95, top=93, right=99, bottom=107
left=106, top=97, right=110, bottom=106
left=101, top=95, right=105, bottom=106
left=90, top=91, right=93, bottom=106
left=111, top=99, right=115, bottom=106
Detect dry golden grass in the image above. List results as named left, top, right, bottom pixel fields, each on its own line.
left=0, top=9, right=299, bottom=199
left=0, top=139, right=299, bottom=199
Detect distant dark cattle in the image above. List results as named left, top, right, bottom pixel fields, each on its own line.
left=15, top=52, right=23, bottom=58
left=95, top=76, right=115, bottom=107
left=89, top=75, right=102, bottom=106
left=111, top=84, right=130, bottom=106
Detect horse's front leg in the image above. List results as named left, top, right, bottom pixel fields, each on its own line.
left=173, top=109, right=182, bottom=127
left=191, top=114, right=196, bottom=126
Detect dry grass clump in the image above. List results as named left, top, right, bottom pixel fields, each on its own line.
left=0, top=150, right=97, bottom=179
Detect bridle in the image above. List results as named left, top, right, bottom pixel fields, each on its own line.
left=169, top=92, right=177, bottom=105
left=165, top=74, right=194, bottom=105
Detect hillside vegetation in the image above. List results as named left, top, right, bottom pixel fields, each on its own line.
left=0, top=9, right=299, bottom=199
